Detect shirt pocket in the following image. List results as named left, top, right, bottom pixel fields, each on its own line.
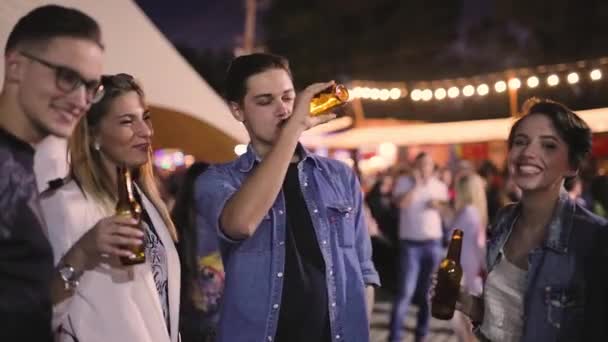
left=544, top=285, right=585, bottom=330
left=327, top=202, right=355, bottom=248
left=236, top=212, right=272, bottom=253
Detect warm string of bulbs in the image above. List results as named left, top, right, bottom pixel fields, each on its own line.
left=348, top=61, right=606, bottom=102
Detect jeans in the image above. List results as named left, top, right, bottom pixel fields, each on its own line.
left=388, top=239, right=442, bottom=342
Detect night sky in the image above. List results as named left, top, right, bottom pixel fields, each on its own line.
left=134, top=0, right=264, bottom=51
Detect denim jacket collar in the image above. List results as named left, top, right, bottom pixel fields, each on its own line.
left=492, top=189, right=574, bottom=255
left=237, top=142, right=322, bottom=173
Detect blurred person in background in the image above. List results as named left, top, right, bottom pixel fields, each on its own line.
left=389, top=152, right=448, bottom=342
left=365, top=172, right=399, bottom=293
left=171, top=162, right=224, bottom=342
left=478, top=160, right=503, bottom=224
left=447, top=173, right=488, bottom=342
left=591, top=175, right=608, bottom=218
left=439, top=167, right=456, bottom=203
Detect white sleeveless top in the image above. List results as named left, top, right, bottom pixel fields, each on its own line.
left=480, top=252, right=527, bottom=342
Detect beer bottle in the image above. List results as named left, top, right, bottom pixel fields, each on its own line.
left=309, top=84, right=349, bottom=116
left=431, top=229, right=463, bottom=320
left=116, top=165, right=145, bottom=265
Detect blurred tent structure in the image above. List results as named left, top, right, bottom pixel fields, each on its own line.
left=301, top=107, right=608, bottom=148
left=1, top=0, right=248, bottom=187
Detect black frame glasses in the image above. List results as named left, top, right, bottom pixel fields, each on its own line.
left=20, top=51, right=105, bottom=103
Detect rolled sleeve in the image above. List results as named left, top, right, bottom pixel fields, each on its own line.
left=349, top=169, right=381, bottom=287
left=194, top=166, right=241, bottom=245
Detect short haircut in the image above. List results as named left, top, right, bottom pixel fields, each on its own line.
left=5, top=5, right=103, bottom=53
left=508, top=97, right=592, bottom=169
left=224, top=53, right=292, bottom=103
left=414, top=151, right=429, bottom=163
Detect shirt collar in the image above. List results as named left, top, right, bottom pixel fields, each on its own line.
left=0, top=126, right=35, bottom=156
left=495, top=189, right=573, bottom=254
left=237, top=142, right=321, bottom=173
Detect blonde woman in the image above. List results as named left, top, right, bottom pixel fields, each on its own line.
left=450, top=173, right=487, bottom=295
left=40, top=74, right=180, bottom=342
left=447, top=173, right=487, bottom=342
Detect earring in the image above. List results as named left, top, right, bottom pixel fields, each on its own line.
left=93, top=141, right=101, bottom=151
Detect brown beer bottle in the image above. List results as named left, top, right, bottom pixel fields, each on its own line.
left=431, top=229, right=463, bottom=320
left=309, top=84, right=349, bottom=116
left=116, top=165, right=145, bottom=265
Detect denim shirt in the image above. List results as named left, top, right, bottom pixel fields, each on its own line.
left=195, top=144, right=380, bottom=342
left=480, top=190, right=608, bottom=342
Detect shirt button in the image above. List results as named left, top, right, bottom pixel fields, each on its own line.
left=273, top=304, right=279, bottom=309
left=278, top=241, right=285, bottom=246
left=277, top=272, right=283, bottom=278
left=278, top=210, right=284, bottom=215
left=345, top=213, right=350, bottom=218
left=313, top=209, right=319, bottom=213
left=322, top=240, right=327, bottom=245
left=304, top=182, right=308, bottom=187
left=267, top=336, right=273, bottom=341
left=336, top=335, right=341, bottom=340
left=331, top=302, right=336, bottom=307
left=329, top=270, right=333, bottom=276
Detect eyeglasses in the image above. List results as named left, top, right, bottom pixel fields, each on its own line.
left=20, top=51, right=105, bottom=103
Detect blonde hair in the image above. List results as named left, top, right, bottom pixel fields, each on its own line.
left=69, top=73, right=177, bottom=241
left=454, top=174, right=488, bottom=229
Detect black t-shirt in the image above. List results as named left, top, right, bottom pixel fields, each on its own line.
left=274, top=163, right=331, bottom=342
left=0, top=127, right=54, bottom=341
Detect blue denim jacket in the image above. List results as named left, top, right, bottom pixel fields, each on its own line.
left=195, top=145, right=380, bottom=342
left=480, top=190, right=608, bottom=341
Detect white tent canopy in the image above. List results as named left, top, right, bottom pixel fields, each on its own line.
left=0, top=0, right=248, bottom=143
left=301, top=107, right=608, bottom=149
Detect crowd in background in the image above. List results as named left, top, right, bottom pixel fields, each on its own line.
left=158, top=149, right=608, bottom=341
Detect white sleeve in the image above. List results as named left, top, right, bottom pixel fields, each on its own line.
left=40, top=186, right=95, bottom=330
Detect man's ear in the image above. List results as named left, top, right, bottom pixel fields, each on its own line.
left=229, top=102, right=245, bottom=122
left=4, top=51, right=26, bottom=83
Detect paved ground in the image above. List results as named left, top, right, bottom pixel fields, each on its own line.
left=371, top=290, right=458, bottom=342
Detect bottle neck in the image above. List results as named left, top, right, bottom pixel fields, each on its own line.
left=446, top=233, right=463, bottom=261
left=117, top=166, right=136, bottom=204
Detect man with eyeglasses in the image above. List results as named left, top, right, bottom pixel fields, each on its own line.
left=0, top=5, right=104, bottom=341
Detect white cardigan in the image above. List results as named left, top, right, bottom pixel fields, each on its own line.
left=40, top=180, right=180, bottom=342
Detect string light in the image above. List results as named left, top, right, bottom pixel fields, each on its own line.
left=567, top=72, right=579, bottom=84
left=476, top=84, right=489, bottom=96
left=463, top=85, right=475, bottom=97
left=421, top=89, right=433, bottom=101
left=434, top=88, right=447, bottom=100
left=547, top=74, right=560, bottom=86
left=527, top=76, right=539, bottom=88
left=508, top=78, right=521, bottom=89
left=494, top=81, right=507, bottom=93
left=379, top=89, right=391, bottom=101
left=411, top=89, right=422, bottom=101
left=447, top=86, right=460, bottom=98
left=591, top=69, right=602, bottom=81
left=349, top=57, right=606, bottom=103
left=389, top=88, right=402, bottom=99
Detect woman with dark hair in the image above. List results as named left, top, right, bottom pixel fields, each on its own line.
left=170, top=162, right=224, bottom=342
left=454, top=98, right=608, bottom=341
